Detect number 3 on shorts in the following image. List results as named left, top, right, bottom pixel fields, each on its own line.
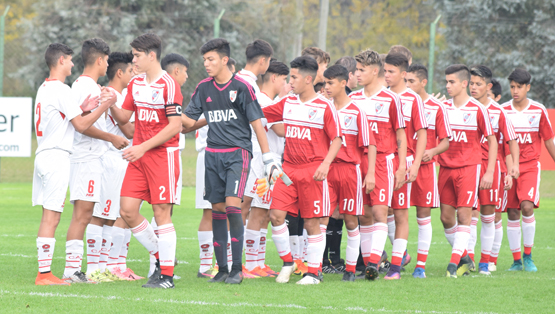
left=314, top=201, right=320, bottom=215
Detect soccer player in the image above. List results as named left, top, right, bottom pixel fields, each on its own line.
left=488, top=78, right=503, bottom=102
left=323, top=64, right=376, bottom=281
left=301, top=47, right=330, bottom=84
left=469, top=65, right=519, bottom=275
left=182, top=38, right=282, bottom=284
left=227, top=57, right=237, bottom=73
left=262, top=56, right=342, bottom=285
left=502, top=68, right=555, bottom=272
left=110, top=33, right=183, bottom=289
left=388, top=45, right=413, bottom=65
left=440, top=64, right=497, bottom=278
left=65, top=38, right=130, bottom=283
left=33, top=43, right=115, bottom=286
left=335, top=56, right=358, bottom=94
left=384, top=53, right=428, bottom=280
left=350, top=49, right=406, bottom=281
left=405, top=64, right=451, bottom=278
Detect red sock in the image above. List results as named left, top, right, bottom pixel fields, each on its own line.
left=524, top=247, right=532, bottom=255
left=280, top=252, right=293, bottom=263
left=307, top=266, right=319, bottom=275
left=160, top=265, right=174, bottom=276
left=513, top=251, right=521, bottom=261
left=363, top=256, right=371, bottom=266
left=391, top=256, right=402, bottom=267
left=416, top=253, right=427, bottom=269
left=490, top=256, right=498, bottom=265
left=479, top=253, right=490, bottom=264
left=154, top=252, right=160, bottom=260
left=346, top=264, right=356, bottom=273
left=450, top=252, right=462, bottom=265
left=469, top=253, right=475, bottom=262
left=369, top=253, right=381, bottom=265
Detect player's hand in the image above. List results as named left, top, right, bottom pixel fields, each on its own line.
left=422, top=149, right=434, bottom=163
left=504, top=174, right=513, bottom=191
left=362, top=172, right=375, bottom=194
left=263, top=153, right=283, bottom=184
left=79, top=94, right=100, bottom=112
left=406, top=163, right=419, bottom=183
left=111, top=135, right=130, bottom=150
left=509, top=165, right=520, bottom=179
left=432, top=92, right=446, bottom=102
left=256, top=178, right=270, bottom=197
left=100, top=88, right=116, bottom=107
left=313, top=161, right=331, bottom=181
left=480, top=170, right=494, bottom=190
left=122, top=144, right=146, bottom=162
left=394, top=168, right=406, bottom=190
left=278, top=83, right=293, bottom=98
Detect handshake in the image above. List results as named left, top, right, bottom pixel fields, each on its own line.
left=256, top=153, right=292, bottom=197
left=79, top=86, right=117, bottom=112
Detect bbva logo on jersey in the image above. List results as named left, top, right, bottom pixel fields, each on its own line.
left=286, top=126, right=311, bottom=140
left=208, top=109, right=238, bottom=122
left=138, top=109, right=160, bottom=122
left=450, top=130, right=468, bottom=142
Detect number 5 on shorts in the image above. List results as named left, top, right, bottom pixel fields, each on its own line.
left=314, top=201, right=320, bottom=215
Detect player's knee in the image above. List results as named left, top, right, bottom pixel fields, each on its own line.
left=521, top=202, right=534, bottom=215
left=270, top=211, right=285, bottom=226
left=344, top=219, right=358, bottom=231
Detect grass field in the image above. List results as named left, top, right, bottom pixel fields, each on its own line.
left=1, top=183, right=555, bottom=313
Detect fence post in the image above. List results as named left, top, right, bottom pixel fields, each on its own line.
left=214, top=9, right=225, bottom=38
left=427, top=15, right=441, bottom=94
left=0, top=5, right=10, bottom=97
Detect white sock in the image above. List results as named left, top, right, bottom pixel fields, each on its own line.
left=416, top=217, right=432, bottom=269
left=37, top=237, right=55, bottom=273
left=452, top=225, right=471, bottom=259
left=258, top=228, right=268, bottom=268
left=359, top=225, right=373, bottom=264
left=131, top=219, right=158, bottom=255
left=507, top=219, right=522, bottom=259
left=320, top=224, right=327, bottom=261
left=64, top=240, right=83, bottom=277
left=157, top=223, right=176, bottom=276
left=289, top=235, right=300, bottom=260
left=244, top=228, right=260, bottom=271
left=387, top=215, right=395, bottom=245
left=391, top=238, right=408, bottom=267
left=85, top=224, right=103, bottom=273
left=119, top=229, right=131, bottom=271
left=444, top=223, right=458, bottom=247
left=227, top=231, right=232, bottom=271
left=307, top=233, right=325, bottom=274
left=522, top=214, right=536, bottom=254
left=468, top=217, right=478, bottom=257
left=346, top=227, right=360, bottom=272
left=107, top=227, right=124, bottom=272
left=302, top=229, right=308, bottom=262
left=480, top=214, right=495, bottom=261
left=99, top=225, right=112, bottom=272
left=370, top=223, right=388, bottom=264
left=272, top=223, right=291, bottom=259
left=491, top=220, right=503, bottom=262
left=148, top=217, right=159, bottom=276
left=198, top=231, right=213, bottom=273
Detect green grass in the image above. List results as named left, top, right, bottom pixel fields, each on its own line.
left=1, top=184, right=554, bottom=313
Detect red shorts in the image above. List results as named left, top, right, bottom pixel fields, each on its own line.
left=271, top=162, right=332, bottom=219
left=121, top=147, right=180, bottom=204
left=392, top=155, right=413, bottom=209
left=506, top=161, right=541, bottom=209
left=363, top=153, right=396, bottom=207
left=496, top=180, right=508, bottom=213
left=438, top=164, right=480, bottom=209
left=477, top=160, right=502, bottom=208
left=328, top=162, right=364, bottom=216
left=411, top=162, right=439, bottom=208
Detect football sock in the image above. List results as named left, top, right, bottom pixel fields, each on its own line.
left=148, top=217, right=158, bottom=276
left=450, top=225, right=470, bottom=265
left=329, top=218, right=344, bottom=264
left=507, top=219, right=522, bottom=261
left=107, top=226, right=124, bottom=272
left=227, top=231, right=232, bottom=271
left=99, top=225, right=112, bottom=272
left=272, top=222, right=292, bottom=263
left=369, top=223, right=388, bottom=264
left=307, top=233, right=325, bottom=276
left=479, top=214, right=495, bottom=264
left=468, top=217, right=478, bottom=261
left=37, top=237, right=55, bottom=273
left=522, top=214, right=535, bottom=257
left=290, top=235, right=300, bottom=260
left=244, top=228, right=260, bottom=271
left=359, top=225, right=373, bottom=265
left=416, top=216, right=432, bottom=269
left=157, top=223, right=176, bottom=276
left=258, top=228, right=268, bottom=268
left=131, top=218, right=159, bottom=256
left=64, top=239, right=83, bottom=277
left=323, top=221, right=332, bottom=262
left=226, top=206, right=243, bottom=271
left=346, top=227, right=360, bottom=273
left=320, top=224, right=328, bottom=262
left=302, top=228, right=308, bottom=262
left=390, top=238, right=408, bottom=273
left=119, top=228, right=131, bottom=271
left=444, top=223, right=457, bottom=247
left=85, top=224, right=103, bottom=273
left=198, top=231, right=213, bottom=272
left=387, top=215, right=395, bottom=245
left=211, top=211, right=228, bottom=271
left=490, top=220, right=503, bottom=265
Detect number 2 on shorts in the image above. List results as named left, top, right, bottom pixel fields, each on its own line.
left=159, top=186, right=166, bottom=200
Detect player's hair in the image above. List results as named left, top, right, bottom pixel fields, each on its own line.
left=388, top=45, right=412, bottom=62
left=314, top=81, right=325, bottom=93
left=491, top=78, right=502, bottom=98
left=407, top=63, right=428, bottom=81
left=44, top=43, right=73, bottom=69
left=445, top=64, right=470, bottom=82
left=470, top=65, right=493, bottom=84
left=334, top=56, right=357, bottom=75
left=246, top=39, right=274, bottom=63
left=508, top=68, right=531, bottom=85
left=161, top=53, right=190, bottom=71
left=290, top=56, right=319, bottom=82
left=106, top=51, right=133, bottom=81
left=130, top=33, right=162, bottom=61
left=323, top=64, right=349, bottom=83
left=301, top=47, right=330, bottom=64
left=200, top=38, right=231, bottom=58
left=261, top=60, right=289, bottom=83
left=385, top=53, right=409, bottom=72
left=227, top=57, right=236, bottom=72
left=355, top=49, right=382, bottom=68
left=81, top=38, right=110, bottom=67
left=378, top=53, right=386, bottom=77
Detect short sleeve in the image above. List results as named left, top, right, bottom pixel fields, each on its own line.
left=165, top=77, right=184, bottom=106
left=499, top=109, right=517, bottom=143
left=411, top=95, right=428, bottom=131
left=239, top=85, right=264, bottom=122
left=477, top=106, right=494, bottom=137
left=262, top=98, right=286, bottom=123
left=539, top=107, right=554, bottom=140
left=435, top=103, right=451, bottom=140
left=60, top=85, right=83, bottom=120
left=356, top=104, right=374, bottom=147
left=184, top=83, right=204, bottom=121
left=390, top=94, right=405, bottom=130
left=122, top=81, right=135, bottom=112
left=323, top=103, right=342, bottom=140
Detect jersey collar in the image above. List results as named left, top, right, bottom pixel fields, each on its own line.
left=238, top=69, right=257, bottom=81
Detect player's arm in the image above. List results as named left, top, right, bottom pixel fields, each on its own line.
left=395, top=128, right=407, bottom=190
left=364, top=144, right=377, bottom=194
left=407, top=128, right=426, bottom=182
left=70, top=91, right=115, bottom=133
left=251, top=119, right=270, bottom=154
left=480, top=135, right=498, bottom=190
left=182, top=116, right=207, bottom=133
left=123, top=115, right=181, bottom=162
left=422, top=137, right=449, bottom=162
left=544, top=138, right=555, bottom=163
left=270, top=123, right=285, bottom=137
left=313, top=137, right=342, bottom=181
left=118, top=122, right=134, bottom=139
left=82, top=126, right=129, bottom=150
left=110, top=106, right=134, bottom=126
left=507, top=139, right=520, bottom=179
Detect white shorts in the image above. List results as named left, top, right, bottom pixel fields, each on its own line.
left=174, top=149, right=183, bottom=206
left=244, top=151, right=279, bottom=210
left=32, top=150, right=70, bottom=212
left=93, top=152, right=128, bottom=220
left=69, top=158, right=102, bottom=203
left=195, top=150, right=212, bottom=209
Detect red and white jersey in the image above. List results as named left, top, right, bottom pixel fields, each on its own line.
left=334, top=101, right=375, bottom=165
left=350, top=87, right=405, bottom=155
left=236, top=69, right=263, bottom=153
left=195, top=114, right=209, bottom=152
left=258, top=92, right=285, bottom=157
left=106, top=87, right=133, bottom=154
left=262, top=93, right=341, bottom=165
left=34, top=79, right=83, bottom=155
left=398, top=88, right=428, bottom=156
left=122, top=71, right=183, bottom=150
left=481, top=99, right=517, bottom=173
left=502, top=99, right=554, bottom=164
left=71, top=75, right=109, bottom=162
left=439, top=98, right=494, bottom=168
left=421, top=96, right=452, bottom=164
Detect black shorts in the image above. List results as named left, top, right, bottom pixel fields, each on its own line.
left=204, top=147, right=251, bottom=204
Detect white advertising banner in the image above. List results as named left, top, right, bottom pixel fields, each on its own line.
left=0, top=97, right=33, bottom=157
